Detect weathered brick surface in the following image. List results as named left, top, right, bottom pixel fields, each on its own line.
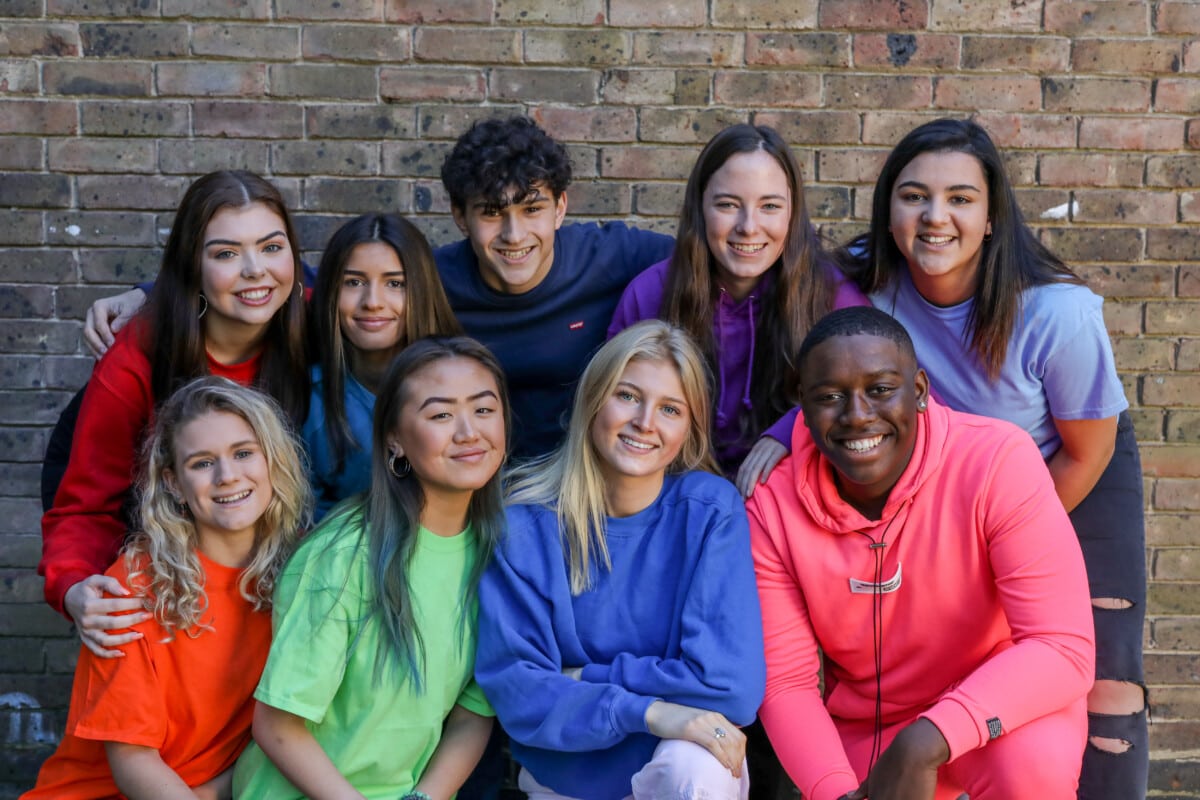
left=2, top=3, right=1199, bottom=793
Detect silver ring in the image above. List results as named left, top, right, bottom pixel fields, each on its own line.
left=713, top=727, right=727, bottom=739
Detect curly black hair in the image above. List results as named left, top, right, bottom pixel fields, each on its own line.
left=440, top=115, right=572, bottom=211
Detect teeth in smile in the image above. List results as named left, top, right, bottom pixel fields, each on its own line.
left=215, top=490, right=250, bottom=504
left=499, top=247, right=533, bottom=259
left=843, top=435, right=884, bottom=452
left=920, top=235, right=953, bottom=245
left=619, top=435, right=654, bottom=451
left=730, top=243, right=766, bottom=254
left=238, top=289, right=270, bottom=300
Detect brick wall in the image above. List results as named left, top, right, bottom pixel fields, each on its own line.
left=1, top=0, right=1197, bottom=795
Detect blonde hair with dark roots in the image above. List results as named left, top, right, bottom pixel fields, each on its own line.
left=126, top=376, right=312, bottom=639
left=507, top=320, right=717, bottom=594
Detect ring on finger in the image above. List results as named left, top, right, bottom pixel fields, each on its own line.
left=713, top=726, right=727, bottom=739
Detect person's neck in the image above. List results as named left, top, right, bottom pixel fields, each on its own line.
left=348, top=345, right=400, bottom=395
left=204, top=320, right=268, bottom=366
left=603, top=473, right=665, bottom=518
left=420, top=489, right=472, bottom=538
left=196, top=527, right=256, bottom=568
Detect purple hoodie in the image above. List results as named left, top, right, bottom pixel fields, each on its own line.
left=608, top=258, right=869, bottom=475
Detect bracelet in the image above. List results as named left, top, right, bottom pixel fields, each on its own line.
left=401, top=792, right=432, bottom=800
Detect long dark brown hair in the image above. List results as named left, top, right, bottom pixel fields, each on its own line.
left=310, top=213, right=462, bottom=472
left=660, top=124, right=837, bottom=438
left=846, top=118, right=1082, bottom=378
left=143, top=170, right=309, bottom=422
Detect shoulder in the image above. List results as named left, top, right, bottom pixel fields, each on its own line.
left=92, top=323, right=153, bottom=386
left=287, top=507, right=368, bottom=571
left=661, top=471, right=745, bottom=518
left=1022, top=281, right=1103, bottom=322
left=939, top=405, right=1044, bottom=471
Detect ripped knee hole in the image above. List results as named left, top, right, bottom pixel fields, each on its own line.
left=1091, top=597, right=1133, bottom=610
left=1088, top=735, right=1132, bottom=755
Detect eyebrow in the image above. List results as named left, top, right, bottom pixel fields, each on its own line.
left=204, top=230, right=286, bottom=248
left=344, top=268, right=405, bottom=277
left=417, top=389, right=499, bottom=410
left=471, top=191, right=547, bottom=210
left=711, top=191, right=788, bottom=202
left=182, top=440, right=258, bottom=460
left=617, top=380, right=688, bottom=408
left=896, top=180, right=981, bottom=193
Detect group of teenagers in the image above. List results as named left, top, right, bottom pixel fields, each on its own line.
left=27, top=113, right=1147, bottom=800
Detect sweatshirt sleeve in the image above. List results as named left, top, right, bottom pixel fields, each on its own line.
left=762, top=407, right=800, bottom=448
left=39, top=338, right=153, bottom=616
left=577, top=498, right=765, bottom=726
left=475, top=520, right=656, bottom=753
left=747, top=485, right=861, bottom=800
left=919, top=432, right=1095, bottom=761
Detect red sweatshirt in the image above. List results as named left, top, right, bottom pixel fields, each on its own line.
left=39, top=324, right=260, bottom=615
left=746, top=398, right=1094, bottom=800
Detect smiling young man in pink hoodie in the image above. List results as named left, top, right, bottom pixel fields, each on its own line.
left=747, top=306, right=1095, bottom=800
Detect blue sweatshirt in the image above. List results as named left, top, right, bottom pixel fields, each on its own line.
left=301, top=365, right=374, bottom=522
left=475, top=472, right=765, bottom=800
left=435, top=222, right=672, bottom=460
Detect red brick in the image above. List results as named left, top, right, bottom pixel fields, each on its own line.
left=270, top=141, right=379, bottom=176
left=1080, top=117, right=1185, bottom=151
left=1080, top=263, right=1177, bottom=298
left=931, top=0, right=1041, bottom=30
left=0, top=138, right=43, bottom=171
left=47, top=0, right=157, bottom=16
left=414, top=27, right=518, bottom=63
left=820, top=0, right=928, bottom=30
left=302, top=177, right=410, bottom=213
left=1073, top=39, right=1182, bottom=75
left=1131, top=409, right=1166, bottom=442
left=1044, top=0, right=1150, bottom=35
left=632, top=32, right=743, bottom=67
left=1146, top=303, right=1200, bottom=336
left=380, top=67, right=486, bottom=102
left=1155, top=79, right=1200, bottom=113
left=306, top=103, right=416, bottom=140
left=1073, top=189, right=1177, bottom=226
left=162, top=0, right=272, bottom=18
left=568, top=181, right=632, bottom=216
left=194, top=100, right=304, bottom=138
left=745, top=32, right=848, bottom=67
left=0, top=101, right=77, bottom=136
left=77, top=175, right=190, bottom=210
left=48, top=139, right=155, bottom=174
left=1183, top=267, right=1200, bottom=298
left=0, top=23, right=81, bottom=56
left=494, top=0, right=602, bottom=25
left=599, top=68, right=676, bottom=105
left=43, top=61, right=152, bottom=97
left=1041, top=227, right=1144, bottom=263
left=1149, top=229, right=1200, bottom=261
left=714, top=72, right=821, bottom=108
left=1167, top=412, right=1200, bottom=444
left=610, top=0, right=705, bottom=27
left=1151, top=617, right=1200, bottom=650
left=0, top=60, right=38, bottom=94
left=1148, top=155, right=1200, bottom=189
left=1158, top=2, right=1200, bottom=35
left=673, top=69, right=709, bottom=105
left=961, top=35, right=1068, bottom=71
left=1180, top=339, right=1200, bottom=370
left=824, top=75, right=931, bottom=110
left=304, top=23, right=412, bottom=61
left=191, top=24, right=301, bottom=59
left=380, top=140, right=452, bottom=177
left=713, top=0, right=818, bottom=28
left=276, top=0, right=383, bottom=20
left=415, top=104, right=524, bottom=139
left=1109, top=336, right=1175, bottom=371
left=490, top=68, right=600, bottom=104
left=269, top=64, right=378, bottom=100
left=1103, top=300, right=1144, bottom=336
left=1180, top=193, right=1200, bottom=223
left=80, top=22, right=189, bottom=58
left=386, top=0, right=492, bottom=23
left=1148, top=583, right=1200, bottom=615
left=817, top=148, right=890, bottom=184
left=755, top=110, right=860, bottom=145
left=1146, top=513, right=1199, bottom=546
left=1183, top=41, right=1200, bottom=75
left=972, top=113, right=1076, bottom=149
left=156, top=63, right=267, bottom=97
left=527, top=106, right=636, bottom=143
left=600, top=146, right=695, bottom=181
left=1043, top=77, right=1152, bottom=113
left=935, top=76, right=1042, bottom=111
left=80, top=100, right=190, bottom=137
left=638, top=107, right=749, bottom=144
left=524, top=29, right=628, bottom=65
left=45, top=211, right=156, bottom=247
left=860, top=112, right=944, bottom=145
left=1039, top=153, right=1144, bottom=188
left=632, top=182, right=684, bottom=216
left=854, top=33, right=958, bottom=69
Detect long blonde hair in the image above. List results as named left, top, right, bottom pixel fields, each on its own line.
left=126, top=376, right=312, bottom=639
left=507, top=321, right=717, bottom=594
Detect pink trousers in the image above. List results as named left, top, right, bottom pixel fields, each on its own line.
left=838, top=697, right=1087, bottom=800
left=518, top=739, right=750, bottom=800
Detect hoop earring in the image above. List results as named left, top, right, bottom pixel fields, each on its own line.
left=198, top=295, right=208, bottom=319
left=388, top=453, right=411, bottom=478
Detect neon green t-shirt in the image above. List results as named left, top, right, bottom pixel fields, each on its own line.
left=232, top=509, right=493, bottom=799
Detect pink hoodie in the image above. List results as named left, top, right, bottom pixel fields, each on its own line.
left=747, top=398, right=1094, bottom=800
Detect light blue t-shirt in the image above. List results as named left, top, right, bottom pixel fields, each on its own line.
left=302, top=365, right=375, bottom=522
left=870, top=269, right=1128, bottom=457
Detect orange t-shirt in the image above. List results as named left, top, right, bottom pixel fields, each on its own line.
left=23, top=550, right=271, bottom=799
